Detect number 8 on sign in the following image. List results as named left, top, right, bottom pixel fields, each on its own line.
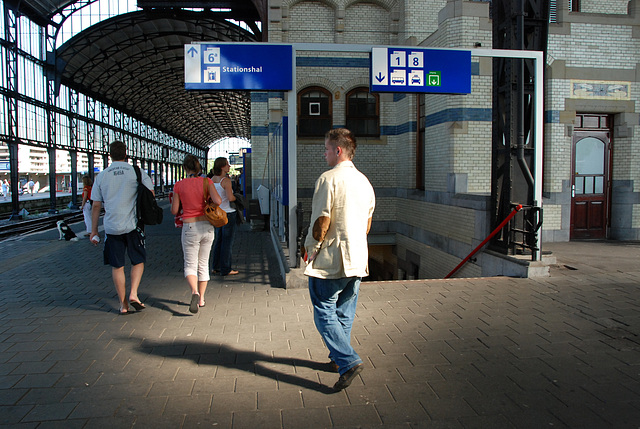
left=408, top=52, right=424, bottom=69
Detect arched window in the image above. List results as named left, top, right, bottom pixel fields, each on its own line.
left=298, top=87, right=332, bottom=137
left=346, top=88, right=379, bottom=137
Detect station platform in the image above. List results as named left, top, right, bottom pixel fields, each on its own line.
left=1, top=199, right=640, bottom=428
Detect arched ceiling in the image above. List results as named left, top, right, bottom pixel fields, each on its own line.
left=4, top=1, right=268, bottom=150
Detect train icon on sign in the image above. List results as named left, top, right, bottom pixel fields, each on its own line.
left=390, top=70, right=406, bottom=85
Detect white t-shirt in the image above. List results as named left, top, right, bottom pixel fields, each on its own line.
left=92, top=161, right=154, bottom=235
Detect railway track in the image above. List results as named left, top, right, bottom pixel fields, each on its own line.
left=0, top=211, right=84, bottom=240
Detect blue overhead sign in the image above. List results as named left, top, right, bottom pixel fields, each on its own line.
left=184, top=43, right=292, bottom=91
left=370, top=47, right=471, bottom=94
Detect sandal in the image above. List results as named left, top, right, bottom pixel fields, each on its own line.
left=189, top=293, right=200, bottom=314
left=129, top=300, right=145, bottom=311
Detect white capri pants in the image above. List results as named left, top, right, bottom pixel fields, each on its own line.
left=181, top=220, right=215, bottom=281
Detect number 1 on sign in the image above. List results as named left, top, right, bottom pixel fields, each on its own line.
left=390, top=51, right=405, bottom=67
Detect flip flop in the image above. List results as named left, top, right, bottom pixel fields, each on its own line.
left=129, top=300, right=145, bottom=311
left=189, top=294, right=200, bottom=314
left=118, top=307, right=131, bottom=315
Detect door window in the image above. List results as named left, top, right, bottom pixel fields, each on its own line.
left=575, top=137, right=605, bottom=195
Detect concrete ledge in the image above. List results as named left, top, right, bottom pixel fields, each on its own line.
left=481, top=249, right=554, bottom=278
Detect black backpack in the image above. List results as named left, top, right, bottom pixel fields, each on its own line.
left=133, top=165, right=163, bottom=225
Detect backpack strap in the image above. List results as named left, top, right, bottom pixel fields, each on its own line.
left=133, top=165, right=142, bottom=184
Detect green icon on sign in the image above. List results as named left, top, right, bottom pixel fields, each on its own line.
left=427, top=71, right=441, bottom=86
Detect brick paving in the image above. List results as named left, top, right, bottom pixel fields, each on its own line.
left=1, top=202, right=640, bottom=428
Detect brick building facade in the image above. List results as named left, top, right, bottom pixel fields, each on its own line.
left=251, top=0, right=640, bottom=280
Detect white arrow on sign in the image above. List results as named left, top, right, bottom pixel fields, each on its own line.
left=371, top=47, right=388, bottom=86
left=184, top=44, right=201, bottom=83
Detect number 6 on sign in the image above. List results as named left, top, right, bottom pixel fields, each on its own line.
left=204, top=47, right=220, bottom=64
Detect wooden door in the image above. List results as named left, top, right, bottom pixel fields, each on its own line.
left=571, top=131, right=610, bottom=239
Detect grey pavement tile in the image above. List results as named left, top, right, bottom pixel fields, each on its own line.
left=52, top=372, right=101, bottom=388
left=192, top=376, right=235, bottom=395
left=457, top=414, right=514, bottom=429
left=10, top=361, right=56, bottom=375
left=420, top=397, right=478, bottom=420
left=163, top=394, right=212, bottom=416
left=0, top=388, right=28, bottom=405
left=282, top=407, right=332, bottom=429
left=386, top=382, right=436, bottom=403
left=257, top=390, right=303, bottom=410
left=148, top=379, right=194, bottom=397
left=47, top=359, right=94, bottom=374
left=17, top=387, right=70, bottom=405
left=301, top=389, right=349, bottom=408
left=211, top=391, right=256, bottom=412
left=396, top=364, right=443, bottom=383
left=329, top=403, right=382, bottom=426
left=183, top=412, right=232, bottom=429
left=35, top=419, right=88, bottom=429
left=359, top=366, right=404, bottom=386
left=0, top=405, right=35, bottom=424
left=7, top=350, right=51, bottom=363
left=21, top=401, right=77, bottom=422
left=463, top=392, right=522, bottom=417
left=67, top=398, right=124, bottom=420
left=14, top=373, right=61, bottom=389
left=235, top=375, right=278, bottom=392
left=344, top=384, right=395, bottom=405
left=374, top=401, right=429, bottom=425
left=232, top=409, right=282, bottom=428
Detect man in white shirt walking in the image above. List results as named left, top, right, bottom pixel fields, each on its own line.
left=90, top=141, right=154, bottom=315
left=303, top=128, right=376, bottom=391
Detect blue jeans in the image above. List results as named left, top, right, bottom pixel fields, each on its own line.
left=211, top=210, right=237, bottom=275
left=308, top=276, right=363, bottom=375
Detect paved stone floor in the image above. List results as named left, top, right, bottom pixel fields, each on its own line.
left=1, top=202, right=640, bottom=428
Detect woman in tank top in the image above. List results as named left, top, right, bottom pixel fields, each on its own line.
left=209, top=157, right=239, bottom=276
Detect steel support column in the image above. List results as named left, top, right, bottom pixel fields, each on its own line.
left=490, top=0, right=549, bottom=257
left=4, top=6, right=20, bottom=216
left=69, top=88, right=79, bottom=208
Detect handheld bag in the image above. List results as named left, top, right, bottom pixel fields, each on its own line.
left=203, top=177, right=228, bottom=228
left=134, top=165, right=163, bottom=225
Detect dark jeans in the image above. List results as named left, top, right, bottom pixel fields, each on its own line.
left=211, top=210, right=237, bottom=275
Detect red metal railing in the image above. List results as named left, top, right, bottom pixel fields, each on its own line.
left=445, top=204, right=523, bottom=279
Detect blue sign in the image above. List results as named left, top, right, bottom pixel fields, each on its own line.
left=370, top=47, right=471, bottom=94
left=0, top=161, right=9, bottom=171
left=185, top=43, right=292, bottom=91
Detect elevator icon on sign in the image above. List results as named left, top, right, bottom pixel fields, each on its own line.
left=204, top=67, right=221, bottom=83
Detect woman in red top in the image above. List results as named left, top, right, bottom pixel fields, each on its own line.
left=171, top=155, right=222, bottom=314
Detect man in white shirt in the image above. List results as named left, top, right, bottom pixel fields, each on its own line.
left=303, top=128, right=376, bottom=391
left=91, top=141, right=154, bottom=315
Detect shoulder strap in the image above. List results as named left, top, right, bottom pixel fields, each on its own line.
left=133, top=165, right=142, bottom=184
left=203, top=177, right=209, bottom=201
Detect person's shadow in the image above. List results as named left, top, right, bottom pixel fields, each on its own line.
left=131, top=337, right=336, bottom=394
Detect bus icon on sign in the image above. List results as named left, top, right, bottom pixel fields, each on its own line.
left=427, top=71, right=441, bottom=86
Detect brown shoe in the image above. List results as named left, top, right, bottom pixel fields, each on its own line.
left=333, top=363, right=364, bottom=391
left=328, top=361, right=339, bottom=372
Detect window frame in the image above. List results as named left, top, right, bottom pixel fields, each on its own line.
left=297, top=86, right=332, bottom=137
left=345, top=87, right=380, bottom=138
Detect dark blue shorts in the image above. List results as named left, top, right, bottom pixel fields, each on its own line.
left=103, top=228, right=146, bottom=268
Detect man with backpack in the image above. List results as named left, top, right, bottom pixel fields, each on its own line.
left=90, top=141, right=154, bottom=315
